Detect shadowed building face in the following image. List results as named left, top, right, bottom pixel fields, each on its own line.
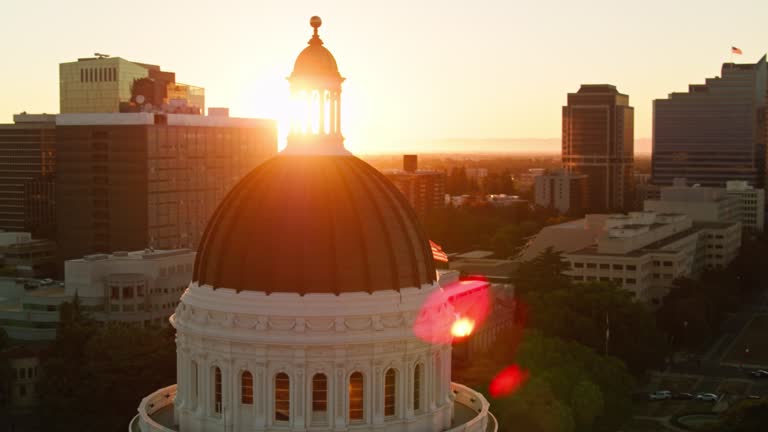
left=562, top=84, right=634, bottom=212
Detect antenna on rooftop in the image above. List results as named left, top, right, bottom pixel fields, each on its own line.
left=94, top=53, right=110, bottom=59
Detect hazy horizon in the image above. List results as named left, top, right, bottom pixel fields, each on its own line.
left=349, top=137, right=653, bottom=155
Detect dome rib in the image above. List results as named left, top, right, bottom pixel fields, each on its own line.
left=331, top=157, right=372, bottom=292
left=363, top=160, right=433, bottom=287
left=342, top=157, right=400, bottom=291
left=193, top=155, right=436, bottom=294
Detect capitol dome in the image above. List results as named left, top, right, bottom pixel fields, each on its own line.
left=194, top=155, right=436, bottom=294
left=132, top=16, right=495, bottom=432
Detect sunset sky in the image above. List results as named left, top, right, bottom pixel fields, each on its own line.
left=3, top=0, right=767, bottom=154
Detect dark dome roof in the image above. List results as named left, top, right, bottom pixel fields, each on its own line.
left=193, top=155, right=437, bottom=294
left=291, top=43, right=341, bottom=80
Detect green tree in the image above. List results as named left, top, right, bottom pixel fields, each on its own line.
left=0, top=327, right=12, bottom=408
left=513, top=247, right=572, bottom=297
left=38, top=313, right=176, bottom=431
left=526, top=281, right=668, bottom=374
left=570, top=380, right=604, bottom=432
left=454, top=329, right=634, bottom=432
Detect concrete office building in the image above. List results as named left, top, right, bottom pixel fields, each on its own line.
left=644, top=178, right=765, bottom=231
left=60, top=56, right=205, bottom=114
left=0, top=114, right=56, bottom=238
left=652, top=56, right=768, bottom=187
left=518, top=212, right=740, bottom=302
left=384, top=155, right=446, bottom=215
left=562, top=85, right=634, bottom=211
left=725, top=180, right=765, bottom=231
left=534, top=170, right=589, bottom=214
left=55, top=112, right=277, bottom=260
left=0, top=231, right=57, bottom=277
left=0, top=248, right=195, bottom=341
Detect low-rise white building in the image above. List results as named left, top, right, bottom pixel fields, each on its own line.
left=518, top=212, right=741, bottom=303
left=0, top=248, right=195, bottom=341
left=644, top=178, right=764, bottom=231
left=725, top=180, right=765, bottom=231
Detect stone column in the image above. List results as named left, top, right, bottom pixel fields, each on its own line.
left=294, top=365, right=306, bottom=429
left=372, top=364, right=383, bottom=425
left=333, top=365, right=346, bottom=430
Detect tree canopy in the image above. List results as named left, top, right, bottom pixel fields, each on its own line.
left=454, top=329, right=635, bottom=432
left=37, top=302, right=176, bottom=431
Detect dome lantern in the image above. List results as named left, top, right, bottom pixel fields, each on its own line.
left=286, top=16, right=346, bottom=154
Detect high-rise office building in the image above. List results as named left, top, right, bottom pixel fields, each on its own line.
left=55, top=112, right=277, bottom=260
left=384, top=155, right=446, bottom=215
left=59, top=55, right=205, bottom=114
left=0, top=114, right=56, bottom=237
left=652, top=56, right=767, bottom=187
left=562, top=84, right=634, bottom=211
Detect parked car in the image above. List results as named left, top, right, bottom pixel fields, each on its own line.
left=649, top=390, right=673, bottom=400
left=672, top=392, right=694, bottom=400
left=695, top=393, right=718, bottom=401
left=749, top=369, right=768, bottom=378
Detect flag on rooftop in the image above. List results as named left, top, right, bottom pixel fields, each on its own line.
left=429, top=240, right=448, bottom=262
left=732, top=46, right=743, bottom=55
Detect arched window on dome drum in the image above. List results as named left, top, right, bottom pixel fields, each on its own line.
left=413, top=364, right=423, bottom=412
left=275, top=372, right=290, bottom=422
left=214, top=367, right=222, bottom=415
left=349, top=372, right=364, bottom=422
left=190, top=361, right=198, bottom=407
left=312, top=373, right=328, bottom=422
left=241, top=371, right=253, bottom=405
left=384, top=368, right=397, bottom=417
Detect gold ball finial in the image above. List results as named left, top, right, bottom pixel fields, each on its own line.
left=310, top=16, right=322, bottom=29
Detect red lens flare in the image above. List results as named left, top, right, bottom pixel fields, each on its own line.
left=412, top=278, right=491, bottom=345
left=489, top=365, right=529, bottom=398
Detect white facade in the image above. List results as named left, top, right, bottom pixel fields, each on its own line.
left=132, top=278, right=495, bottom=432
left=0, top=248, right=195, bottom=340
left=725, top=180, right=765, bottom=231
left=519, top=212, right=741, bottom=303
left=643, top=178, right=764, bottom=231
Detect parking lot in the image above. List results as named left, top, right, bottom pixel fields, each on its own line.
left=634, top=373, right=765, bottom=419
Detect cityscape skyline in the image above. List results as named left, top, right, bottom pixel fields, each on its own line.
left=3, top=0, right=767, bottom=154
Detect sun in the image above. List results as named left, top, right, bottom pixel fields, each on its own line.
left=451, top=316, right=476, bottom=338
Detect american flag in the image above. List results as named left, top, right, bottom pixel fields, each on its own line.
left=732, top=46, right=743, bottom=55
left=429, top=240, right=448, bottom=262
